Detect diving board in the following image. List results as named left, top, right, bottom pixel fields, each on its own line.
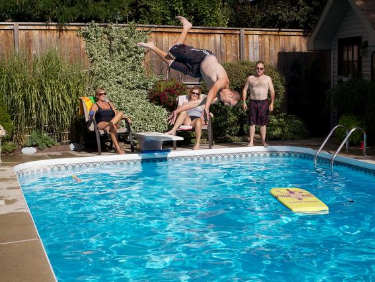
left=134, top=132, right=184, bottom=152
left=270, top=188, right=329, bottom=214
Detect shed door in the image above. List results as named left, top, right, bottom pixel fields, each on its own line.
left=338, top=37, right=362, bottom=79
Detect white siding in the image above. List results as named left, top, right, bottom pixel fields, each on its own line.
left=332, top=8, right=372, bottom=85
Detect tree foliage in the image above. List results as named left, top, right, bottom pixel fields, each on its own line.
left=227, top=0, right=327, bottom=32
left=0, top=0, right=133, bottom=23
left=0, top=0, right=327, bottom=31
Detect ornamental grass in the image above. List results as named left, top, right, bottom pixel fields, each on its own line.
left=0, top=50, right=89, bottom=145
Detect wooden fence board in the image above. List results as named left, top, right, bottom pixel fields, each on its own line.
left=269, top=35, right=275, bottom=66
left=0, top=22, right=309, bottom=82
left=253, top=35, right=260, bottom=62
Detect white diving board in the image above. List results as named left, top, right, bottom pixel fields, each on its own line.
left=134, top=132, right=184, bottom=152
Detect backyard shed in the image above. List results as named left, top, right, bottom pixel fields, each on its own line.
left=307, top=0, right=375, bottom=86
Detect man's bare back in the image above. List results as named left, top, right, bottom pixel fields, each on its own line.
left=200, top=56, right=229, bottom=90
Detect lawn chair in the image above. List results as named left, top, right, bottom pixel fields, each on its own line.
left=172, top=94, right=213, bottom=149
left=78, top=97, right=134, bottom=154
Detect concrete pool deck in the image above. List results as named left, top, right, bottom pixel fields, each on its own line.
left=1, top=138, right=375, bottom=282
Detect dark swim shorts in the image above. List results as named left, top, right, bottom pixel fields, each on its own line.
left=169, top=43, right=214, bottom=78
left=249, top=99, right=269, bottom=126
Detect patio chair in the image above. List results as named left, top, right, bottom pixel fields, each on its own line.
left=172, top=94, right=213, bottom=149
left=78, top=97, right=135, bottom=154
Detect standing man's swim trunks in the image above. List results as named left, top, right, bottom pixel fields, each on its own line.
left=169, top=43, right=214, bottom=78
left=249, top=99, right=269, bottom=126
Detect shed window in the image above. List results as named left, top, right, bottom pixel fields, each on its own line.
left=338, top=37, right=362, bottom=79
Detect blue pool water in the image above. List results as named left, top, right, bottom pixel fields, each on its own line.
left=19, top=156, right=375, bottom=281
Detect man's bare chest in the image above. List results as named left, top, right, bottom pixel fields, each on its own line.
left=250, top=77, right=268, bottom=89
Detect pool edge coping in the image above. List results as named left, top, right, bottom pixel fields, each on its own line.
left=13, top=146, right=375, bottom=176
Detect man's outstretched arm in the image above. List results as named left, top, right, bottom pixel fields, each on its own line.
left=204, top=77, right=228, bottom=117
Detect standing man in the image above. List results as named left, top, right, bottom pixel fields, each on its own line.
left=138, top=16, right=240, bottom=124
left=242, top=61, right=275, bottom=147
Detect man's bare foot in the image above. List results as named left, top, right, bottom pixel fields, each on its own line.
left=165, top=130, right=176, bottom=136
left=117, top=150, right=125, bottom=155
left=193, top=143, right=200, bottom=150
left=246, top=142, right=254, bottom=147
left=176, top=16, right=192, bottom=29
left=262, top=142, right=269, bottom=148
left=137, top=42, right=155, bottom=49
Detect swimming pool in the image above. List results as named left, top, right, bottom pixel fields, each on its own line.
left=15, top=147, right=375, bottom=281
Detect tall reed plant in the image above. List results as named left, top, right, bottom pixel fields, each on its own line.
left=0, top=50, right=89, bottom=145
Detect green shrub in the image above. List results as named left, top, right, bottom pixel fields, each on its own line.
left=267, top=113, right=309, bottom=140
left=1, top=141, right=17, bottom=154
left=78, top=22, right=168, bottom=133
left=26, top=130, right=55, bottom=150
left=149, top=79, right=188, bottom=112
left=327, top=79, right=370, bottom=117
left=0, top=101, right=12, bottom=141
left=335, top=115, right=365, bottom=145
left=110, top=89, right=168, bottom=133
left=211, top=102, right=243, bottom=137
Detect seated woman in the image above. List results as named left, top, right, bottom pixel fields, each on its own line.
left=166, top=87, right=204, bottom=150
left=90, top=88, right=132, bottom=155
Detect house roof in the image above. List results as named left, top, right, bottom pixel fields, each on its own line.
left=307, top=0, right=375, bottom=50
left=354, top=0, right=375, bottom=31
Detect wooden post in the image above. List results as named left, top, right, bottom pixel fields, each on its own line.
left=13, top=23, right=19, bottom=53
left=240, top=28, right=245, bottom=61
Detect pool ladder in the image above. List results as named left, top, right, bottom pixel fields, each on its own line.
left=314, top=125, right=367, bottom=169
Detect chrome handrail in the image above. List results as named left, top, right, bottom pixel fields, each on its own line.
left=330, top=127, right=367, bottom=169
left=314, top=125, right=349, bottom=167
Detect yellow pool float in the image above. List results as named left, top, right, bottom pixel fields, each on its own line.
left=270, top=188, right=329, bottom=214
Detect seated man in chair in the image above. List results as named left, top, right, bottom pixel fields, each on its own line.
left=166, top=87, right=205, bottom=150
left=90, top=88, right=132, bottom=154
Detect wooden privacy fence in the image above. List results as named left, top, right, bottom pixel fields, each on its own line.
left=0, top=22, right=309, bottom=83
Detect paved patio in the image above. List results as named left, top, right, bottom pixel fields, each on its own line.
left=1, top=138, right=374, bottom=282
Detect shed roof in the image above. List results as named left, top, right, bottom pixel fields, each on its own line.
left=307, top=0, right=375, bottom=50
left=354, top=0, right=375, bottom=31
